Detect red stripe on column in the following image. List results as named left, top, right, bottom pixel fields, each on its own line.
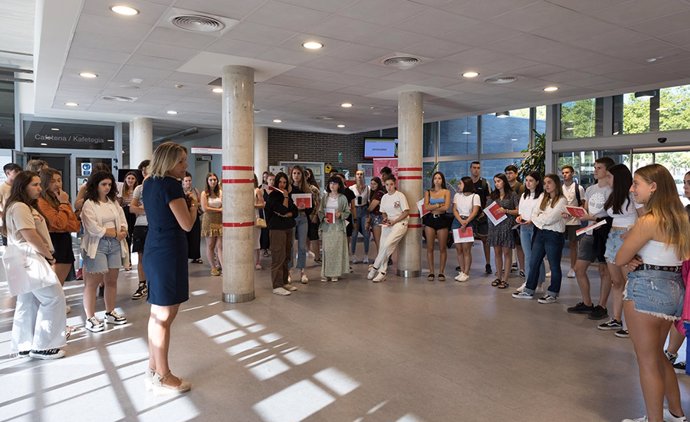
left=222, top=165, right=254, bottom=171
left=409, top=213, right=420, bottom=218
left=408, top=224, right=423, bottom=228
left=223, top=221, right=255, bottom=227
left=398, top=167, right=423, bottom=171
left=398, top=176, right=422, bottom=180
left=222, top=178, right=254, bottom=184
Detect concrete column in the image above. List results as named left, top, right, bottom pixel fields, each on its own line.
left=254, top=126, right=268, bottom=177
left=129, top=117, right=153, bottom=169
left=221, top=65, right=255, bottom=303
left=396, top=91, right=423, bottom=278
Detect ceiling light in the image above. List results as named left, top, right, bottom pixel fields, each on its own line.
left=461, top=131, right=471, bottom=135
left=543, top=86, right=559, bottom=92
left=462, top=71, right=479, bottom=78
left=110, top=5, right=139, bottom=16
left=40, top=143, right=48, bottom=146
left=302, top=41, right=323, bottom=50
left=65, top=102, right=78, bottom=107
left=51, top=128, right=59, bottom=131
left=212, top=87, right=223, bottom=93
left=634, top=90, right=656, bottom=100
left=107, top=139, right=114, bottom=142
left=273, top=119, right=282, bottom=123
left=337, top=124, right=345, bottom=128
left=166, top=110, right=178, bottom=115
left=79, top=72, right=98, bottom=79
left=495, top=111, right=510, bottom=118
left=341, top=102, right=353, bottom=108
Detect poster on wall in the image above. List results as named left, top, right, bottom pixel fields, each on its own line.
left=373, top=158, right=398, bottom=179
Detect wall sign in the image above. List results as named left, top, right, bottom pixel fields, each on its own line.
left=23, top=120, right=115, bottom=150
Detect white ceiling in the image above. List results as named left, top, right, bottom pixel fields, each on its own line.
left=16, top=0, right=690, bottom=133
left=0, top=0, right=34, bottom=68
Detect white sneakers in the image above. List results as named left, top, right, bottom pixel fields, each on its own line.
left=272, top=287, right=291, bottom=296
left=362, top=257, right=369, bottom=264
left=351, top=256, right=360, bottom=264
left=567, top=268, right=576, bottom=278
left=512, top=291, right=534, bottom=300
left=621, top=410, right=688, bottom=422
left=283, top=284, right=298, bottom=291
left=454, top=273, right=469, bottom=282
left=300, top=273, right=309, bottom=284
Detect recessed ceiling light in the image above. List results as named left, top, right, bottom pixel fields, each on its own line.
left=166, top=110, right=178, bottom=115
left=341, top=102, right=352, bottom=108
left=212, top=87, right=223, bottom=93
left=337, top=124, right=345, bottom=128
left=110, top=5, right=139, bottom=16
left=51, top=128, right=60, bottom=131
left=462, top=131, right=471, bottom=135
left=273, top=119, right=282, bottom=123
left=462, top=71, right=479, bottom=78
left=65, top=102, right=78, bottom=107
left=107, top=139, right=114, bottom=142
left=543, top=86, right=559, bottom=92
left=40, top=143, right=48, bottom=146
left=79, top=72, right=98, bottom=79
left=302, top=41, right=323, bottom=50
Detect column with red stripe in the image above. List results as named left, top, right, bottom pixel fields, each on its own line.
left=221, top=65, right=256, bottom=303
left=396, top=91, right=423, bottom=278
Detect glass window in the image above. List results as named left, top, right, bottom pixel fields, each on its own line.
left=481, top=158, right=523, bottom=182
left=0, top=81, right=15, bottom=149
left=560, top=98, right=604, bottom=139
left=535, top=105, right=546, bottom=134
left=481, top=109, right=530, bottom=153
left=423, top=122, right=436, bottom=158
left=613, top=92, right=654, bottom=135
left=659, top=85, right=690, bottom=132
left=439, top=117, right=478, bottom=156
left=426, top=161, right=471, bottom=193
left=381, top=127, right=397, bottom=138
left=556, top=150, right=631, bottom=188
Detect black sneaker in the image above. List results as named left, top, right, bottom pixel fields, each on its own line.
left=666, top=350, right=679, bottom=363
left=588, top=305, right=609, bottom=320
left=519, top=270, right=525, bottom=278
left=485, top=264, right=492, bottom=275
left=567, top=302, right=594, bottom=314
left=615, top=329, right=629, bottom=338
left=131, top=283, right=147, bottom=300
left=455, top=266, right=461, bottom=272
left=29, top=349, right=66, bottom=360
left=674, top=361, right=686, bottom=372
left=18, top=350, right=30, bottom=357
left=597, top=319, right=622, bottom=331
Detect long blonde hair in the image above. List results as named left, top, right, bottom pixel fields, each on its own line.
left=149, top=142, right=187, bottom=178
left=539, top=174, right=564, bottom=210
left=635, top=164, right=690, bottom=259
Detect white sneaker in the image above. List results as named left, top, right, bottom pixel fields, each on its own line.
left=512, top=291, right=534, bottom=300
left=283, top=283, right=298, bottom=291
left=567, top=269, right=576, bottom=278
left=516, top=282, right=526, bottom=293
left=287, top=274, right=292, bottom=283
left=538, top=295, right=558, bottom=304
left=367, top=268, right=378, bottom=280
left=621, top=417, right=648, bottom=422
left=85, top=316, right=105, bottom=333
left=330, top=277, right=339, bottom=282
left=454, top=273, right=469, bottom=282
left=105, top=310, right=128, bottom=325
left=300, top=273, right=309, bottom=284
left=372, top=272, right=386, bottom=283
left=321, top=276, right=328, bottom=282
left=272, top=287, right=291, bottom=296
left=362, top=257, right=369, bottom=264
left=664, top=409, right=688, bottom=422
left=351, top=256, right=359, bottom=264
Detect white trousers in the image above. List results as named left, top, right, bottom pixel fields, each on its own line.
left=373, top=221, right=408, bottom=274
left=12, top=284, right=67, bottom=353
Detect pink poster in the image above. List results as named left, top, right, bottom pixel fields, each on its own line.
left=373, top=158, right=398, bottom=179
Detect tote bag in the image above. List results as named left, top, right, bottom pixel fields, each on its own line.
left=2, top=243, right=59, bottom=296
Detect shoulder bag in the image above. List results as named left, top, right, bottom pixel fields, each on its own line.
left=2, top=243, right=59, bottom=296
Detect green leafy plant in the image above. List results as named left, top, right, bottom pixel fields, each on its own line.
left=519, top=129, right=546, bottom=180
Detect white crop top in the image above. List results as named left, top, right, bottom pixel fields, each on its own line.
left=638, top=240, right=682, bottom=266
left=606, top=194, right=642, bottom=227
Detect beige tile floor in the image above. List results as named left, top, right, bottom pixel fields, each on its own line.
left=1, top=243, right=689, bottom=422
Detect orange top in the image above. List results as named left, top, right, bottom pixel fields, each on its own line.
left=36, top=197, right=81, bottom=233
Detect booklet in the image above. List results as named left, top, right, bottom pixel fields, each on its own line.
left=416, top=198, right=430, bottom=217
left=566, top=206, right=587, bottom=219
left=325, top=208, right=336, bottom=224
left=575, top=219, right=607, bottom=236
left=292, top=193, right=312, bottom=209
left=453, top=226, right=475, bottom=243
left=484, top=202, right=507, bottom=226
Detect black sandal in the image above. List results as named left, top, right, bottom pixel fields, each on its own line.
left=491, top=278, right=501, bottom=287
left=438, top=274, right=446, bottom=282
left=427, top=273, right=435, bottom=281
left=497, top=280, right=509, bottom=289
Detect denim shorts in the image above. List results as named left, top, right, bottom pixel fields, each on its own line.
left=370, top=214, right=383, bottom=227
left=82, top=237, right=122, bottom=274
left=604, top=228, right=626, bottom=264
left=624, top=270, right=684, bottom=320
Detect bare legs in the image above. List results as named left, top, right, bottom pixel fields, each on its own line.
left=53, top=263, right=71, bottom=286
left=455, top=242, right=472, bottom=276
left=493, top=246, right=512, bottom=282
left=205, top=236, right=222, bottom=270
left=83, top=268, right=120, bottom=317
left=607, top=263, right=626, bottom=322
left=148, top=303, right=185, bottom=386
left=437, top=229, right=448, bottom=275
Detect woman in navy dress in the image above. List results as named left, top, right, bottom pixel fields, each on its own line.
left=142, top=142, right=199, bottom=395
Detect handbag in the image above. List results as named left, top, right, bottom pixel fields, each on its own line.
left=2, top=243, right=59, bottom=296
left=255, top=209, right=267, bottom=228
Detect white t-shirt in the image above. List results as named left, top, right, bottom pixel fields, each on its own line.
left=518, top=192, right=540, bottom=222
left=562, top=181, right=586, bottom=225
left=132, top=184, right=147, bottom=226
left=5, top=202, right=54, bottom=252
left=453, top=193, right=480, bottom=216
left=585, top=183, right=612, bottom=221
left=606, top=192, right=643, bottom=227
left=380, top=191, right=409, bottom=221
left=350, top=184, right=370, bottom=207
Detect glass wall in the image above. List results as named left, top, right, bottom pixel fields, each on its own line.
left=481, top=108, right=530, bottom=153
left=481, top=158, right=523, bottom=181
left=659, top=85, right=690, bottom=131
left=560, top=98, right=604, bottom=139
left=423, top=122, right=436, bottom=158
left=439, top=116, right=478, bottom=156
left=0, top=81, right=15, bottom=149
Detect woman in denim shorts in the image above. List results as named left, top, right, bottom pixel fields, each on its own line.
left=616, top=164, right=690, bottom=422
left=80, top=171, right=129, bottom=333
left=366, top=177, right=385, bottom=252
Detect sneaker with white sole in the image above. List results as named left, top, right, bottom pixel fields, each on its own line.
left=621, top=417, right=648, bottom=422
left=351, top=256, right=359, bottom=264
left=674, top=361, right=687, bottom=373
left=372, top=272, right=386, bottom=283
left=512, top=291, right=534, bottom=300
left=283, top=283, right=298, bottom=291
left=362, top=257, right=369, bottom=265
left=454, top=273, right=469, bottom=282
left=300, top=273, right=309, bottom=284
left=131, top=283, right=147, bottom=300
left=666, top=350, right=678, bottom=363
left=85, top=316, right=105, bottom=333
left=664, top=409, right=688, bottom=422
left=537, top=294, right=557, bottom=304
left=287, top=274, right=292, bottom=283
left=272, top=287, right=291, bottom=296
left=615, top=329, right=630, bottom=338
left=29, top=349, right=66, bottom=360
left=516, top=282, right=526, bottom=293
left=598, top=319, right=623, bottom=331
left=567, top=268, right=576, bottom=278
left=330, top=277, right=339, bottom=282
left=105, top=310, right=127, bottom=325
left=367, top=268, right=378, bottom=280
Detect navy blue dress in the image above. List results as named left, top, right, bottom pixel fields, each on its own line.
left=142, top=176, right=189, bottom=306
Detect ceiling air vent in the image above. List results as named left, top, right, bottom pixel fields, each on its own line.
left=170, top=14, right=225, bottom=33
left=381, top=56, right=421, bottom=69
left=484, top=75, right=517, bottom=85
left=101, top=95, right=137, bottom=102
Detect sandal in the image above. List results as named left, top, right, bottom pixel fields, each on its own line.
left=438, top=274, right=446, bottom=282
left=491, top=278, right=501, bottom=287
left=427, top=273, right=435, bottom=281
left=497, top=280, right=509, bottom=289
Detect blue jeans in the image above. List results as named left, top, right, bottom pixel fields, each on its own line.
left=525, top=228, right=564, bottom=296
left=519, top=224, right=544, bottom=284
left=289, top=213, right=308, bottom=270
left=350, top=206, right=370, bottom=255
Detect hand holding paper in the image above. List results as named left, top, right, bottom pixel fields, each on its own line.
left=484, top=202, right=507, bottom=226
